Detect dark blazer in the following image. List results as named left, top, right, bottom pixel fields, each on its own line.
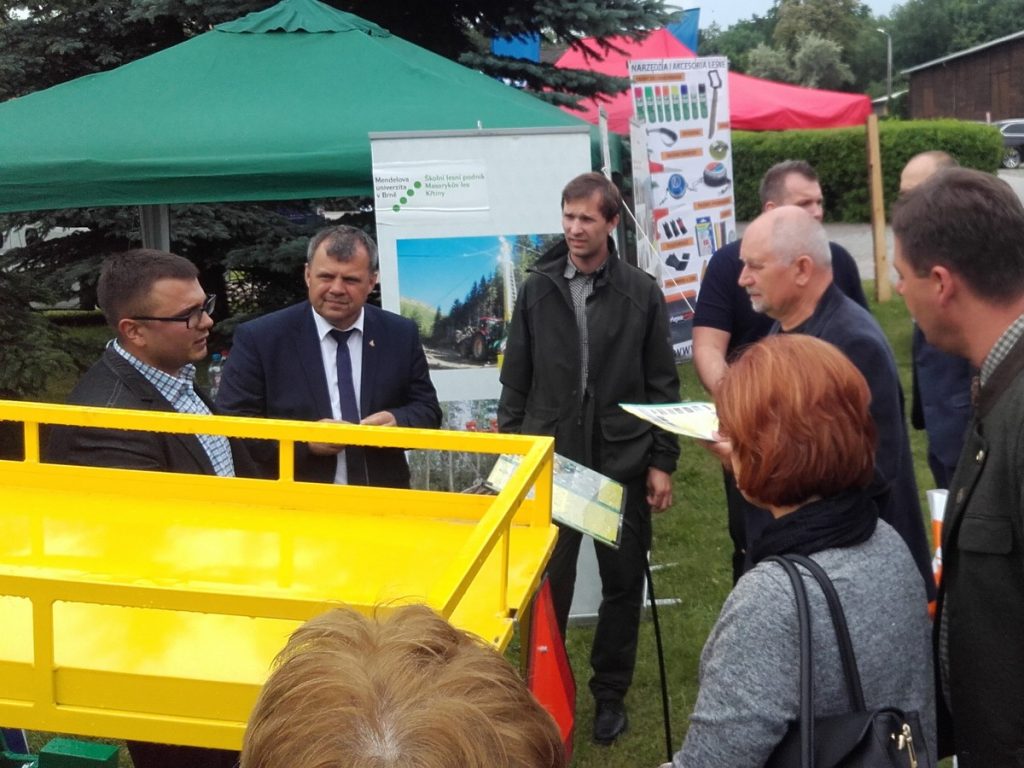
left=47, top=347, right=257, bottom=477
left=215, top=302, right=441, bottom=488
left=776, top=283, right=936, bottom=600
left=46, top=347, right=255, bottom=768
left=910, top=325, right=974, bottom=489
left=935, top=334, right=1024, bottom=765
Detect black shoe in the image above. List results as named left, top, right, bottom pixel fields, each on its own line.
left=593, top=700, right=628, bottom=745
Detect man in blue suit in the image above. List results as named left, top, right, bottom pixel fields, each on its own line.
left=217, top=225, right=441, bottom=487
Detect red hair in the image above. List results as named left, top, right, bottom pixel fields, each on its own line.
left=716, top=335, right=876, bottom=507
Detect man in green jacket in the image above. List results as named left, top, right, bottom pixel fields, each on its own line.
left=499, top=172, right=680, bottom=745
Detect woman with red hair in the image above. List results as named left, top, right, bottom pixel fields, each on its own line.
left=670, top=334, right=935, bottom=767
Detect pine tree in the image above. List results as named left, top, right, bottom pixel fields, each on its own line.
left=1, top=0, right=675, bottom=105
left=0, top=0, right=673, bottom=397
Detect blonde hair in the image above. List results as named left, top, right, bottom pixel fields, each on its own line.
left=241, top=605, right=565, bottom=768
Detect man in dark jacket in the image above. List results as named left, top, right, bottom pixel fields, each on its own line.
left=693, top=159, right=867, bottom=581
left=900, top=151, right=973, bottom=490
left=893, top=168, right=1024, bottom=765
left=498, top=172, right=680, bottom=745
left=216, top=225, right=441, bottom=487
left=734, top=205, right=935, bottom=599
left=47, top=248, right=252, bottom=768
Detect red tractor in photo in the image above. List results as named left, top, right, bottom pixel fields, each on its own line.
left=456, top=316, right=505, bottom=362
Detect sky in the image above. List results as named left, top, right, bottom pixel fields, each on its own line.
left=396, top=235, right=555, bottom=312
left=688, top=0, right=899, bottom=31
left=396, top=235, right=506, bottom=312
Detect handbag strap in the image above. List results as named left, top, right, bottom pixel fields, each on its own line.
left=786, top=553, right=867, bottom=712
left=765, top=555, right=815, bottom=768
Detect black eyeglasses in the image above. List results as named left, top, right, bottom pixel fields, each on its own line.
left=132, top=294, right=216, bottom=329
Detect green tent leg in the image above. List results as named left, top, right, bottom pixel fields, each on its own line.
left=37, top=739, right=119, bottom=768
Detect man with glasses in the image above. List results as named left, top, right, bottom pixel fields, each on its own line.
left=49, top=248, right=256, bottom=481
left=47, top=250, right=256, bottom=768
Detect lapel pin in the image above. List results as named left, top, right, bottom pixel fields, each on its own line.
left=369, top=339, right=375, bottom=348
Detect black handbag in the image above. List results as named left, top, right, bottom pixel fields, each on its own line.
left=763, top=553, right=931, bottom=768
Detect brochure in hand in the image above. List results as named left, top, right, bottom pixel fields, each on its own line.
left=619, top=401, right=719, bottom=440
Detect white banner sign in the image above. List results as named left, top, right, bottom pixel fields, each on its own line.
left=374, top=160, right=490, bottom=221
left=629, top=56, right=735, bottom=361
left=370, top=127, right=591, bottom=492
left=370, top=127, right=591, bottom=402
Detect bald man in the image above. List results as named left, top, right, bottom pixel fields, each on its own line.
left=900, top=152, right=974, bottom=489
left=733, top=206, right=935, bottom=598
left=693, top=159, right=867, bottom=581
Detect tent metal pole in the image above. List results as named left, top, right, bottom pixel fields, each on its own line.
left=139, top=204, right=170, bottom=250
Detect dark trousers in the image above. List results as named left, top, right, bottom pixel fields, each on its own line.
left=126, top=741, right=239, bottom=768
left=723, top=470, right=747, bottom=584
left=546, top=475, right=651, bottom=704
left=926, top=450, right=955, bottom=491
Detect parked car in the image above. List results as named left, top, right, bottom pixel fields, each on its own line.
left=996, top=119, right=1024, bottom=169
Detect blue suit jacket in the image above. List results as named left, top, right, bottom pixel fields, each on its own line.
left=911, top=325, right=973, bottom=488
left=216, top=302, right=441, bottom=487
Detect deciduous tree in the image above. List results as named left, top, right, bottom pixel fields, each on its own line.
left=746, top=43, right=796, bottom=82
left=698, top=16, right=776, bottom=72
left=772, top=0, right=868, bottom=54
left=888, top=0, right=1024, bottom=70
left=793, top=32, right=855, bottom=89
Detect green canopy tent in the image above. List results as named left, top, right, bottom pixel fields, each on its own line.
left=0, top=0, right=594, bottom=215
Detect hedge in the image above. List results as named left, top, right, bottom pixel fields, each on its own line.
left=730, top=119, right=1004, bottom=223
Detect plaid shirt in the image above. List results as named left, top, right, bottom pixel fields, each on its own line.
left=981, top=312, right=1024, bottom=386
left=563, top=258, right=608, bottom=400
left=111, top=340, right=236, bottom=477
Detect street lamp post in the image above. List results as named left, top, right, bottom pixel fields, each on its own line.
left=877, top=28, right=893, bottom=114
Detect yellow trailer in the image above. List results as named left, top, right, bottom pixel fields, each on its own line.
left=0, top=400, right=556, bottom=751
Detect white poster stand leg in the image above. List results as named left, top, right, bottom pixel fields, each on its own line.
left=568, top=541, right=681, bottom=626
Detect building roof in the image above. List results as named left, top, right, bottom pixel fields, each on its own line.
left=870, top=90, right=907, bottom=105
left=902, top=29, right=1024, bottom=75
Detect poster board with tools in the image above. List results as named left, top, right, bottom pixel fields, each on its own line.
left=628, top=57, right=735, bottom=361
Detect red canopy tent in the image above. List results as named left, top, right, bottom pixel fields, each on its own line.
left=556, top=29, right=871, bottom=133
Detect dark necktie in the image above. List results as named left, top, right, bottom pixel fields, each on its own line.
left=329, top=328, right=367, bottom=485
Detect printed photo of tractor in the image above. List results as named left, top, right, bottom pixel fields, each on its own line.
left=396, top=233, right=561, bottom=370
left=454, top=316, right=505, bottom=363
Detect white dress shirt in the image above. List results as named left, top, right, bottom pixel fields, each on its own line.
left=312, top=307, right=364, bottom=484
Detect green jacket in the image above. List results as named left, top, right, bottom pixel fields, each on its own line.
left=498, top=238, right=679, bottom=483
left=938, top=332, right=1024, bottom=766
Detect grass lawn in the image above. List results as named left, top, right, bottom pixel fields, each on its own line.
left=18, top=284, right=939, bottom=767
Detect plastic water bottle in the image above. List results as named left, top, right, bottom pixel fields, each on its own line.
left=207, top=353, right=224, bottom=399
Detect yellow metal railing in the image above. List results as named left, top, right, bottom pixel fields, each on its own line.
left=0, top=399, right=556, bottom=750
